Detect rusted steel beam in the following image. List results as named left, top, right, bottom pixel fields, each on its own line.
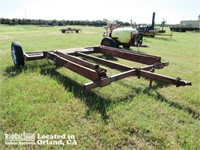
left=54, top=51, right=106, bottom=72
left=84, top=69, right=137, bottom=90
left=140, top=70, right=192, bottom=87
left=46, top=52, right=105, bottom=81
left=76, top=52, right=132, bottom=71
left=77, top=52, right=168, bottom=71
left=84, top=66, right=191, bottom=90
left=140, top=62, right=169, bottom=70
left=94, top=46, right=161, bottom=65
left=83, top=67, right=149, bottom=90
left=98, top=46, right=161, bottom=59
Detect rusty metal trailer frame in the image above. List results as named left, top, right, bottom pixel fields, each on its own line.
left=16, top=45, right=191, bottom=90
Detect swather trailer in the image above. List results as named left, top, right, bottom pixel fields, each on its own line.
left=11, top=42, right=191, bottom=90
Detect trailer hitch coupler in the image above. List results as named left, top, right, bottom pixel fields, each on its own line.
left=175, top=77, right=192, bottom=87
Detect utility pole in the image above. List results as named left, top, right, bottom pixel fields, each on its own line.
left=24, top=9, right=27, bottom=19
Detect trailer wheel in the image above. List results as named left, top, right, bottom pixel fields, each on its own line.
left=101, top=37, right=116, bottom=48
left=112, top=39, right=119, bottom=48
left=150, top=35, right=155, bottom=38
left=11, top=42, right=25, bottom=68
left=122, top=44, right=130, bottom=49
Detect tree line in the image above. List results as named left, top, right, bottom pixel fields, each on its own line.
left=0, top=18, right=131, bottom=26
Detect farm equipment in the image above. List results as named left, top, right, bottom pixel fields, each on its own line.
left=170, top=20, right=200, bottom=32
left=101, top=22, right=143, bottom=49
left=60, top=27, right=81, bottom=33
left=137, top=12, right=172, bottom=38
left=11, top=42, right=191, bottom=90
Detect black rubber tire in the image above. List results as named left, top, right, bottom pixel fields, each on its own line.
left=114, top=39, right=120, bottom=48
left=122, top=44, right=130, bottom=49
left=11, top=42, right=25, bottom=68
left=101, top=37, right=116, bottom=48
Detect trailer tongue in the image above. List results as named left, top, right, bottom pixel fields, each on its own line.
left=11, top=42, right=191, bottom=90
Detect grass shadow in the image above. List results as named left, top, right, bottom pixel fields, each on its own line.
left=4, top=62, right=199, bottom=122
left=93, top=53, right=118, bottom=61
left=117, top=80, right=200, bottom=120
left=3, top=62, right=112, bottom=123
left=3, top=65, right=23, bottom=77
left=150, top=36, right=176, bottom=42
left=138, top=87, right=199, bottom=120
left=40, top=65, right=113, bottom=123
left=146, top=89, right=200, bottom=120
left=3, top=60, right=60, bottom=77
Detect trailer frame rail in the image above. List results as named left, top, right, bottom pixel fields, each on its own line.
left=12, top=43, right=191, bottom=90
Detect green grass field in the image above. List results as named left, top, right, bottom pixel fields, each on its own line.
left=0, top=25, right=200, bottom=149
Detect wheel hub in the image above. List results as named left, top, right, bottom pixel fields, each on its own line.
left=11, top=48, right=17, bottom=65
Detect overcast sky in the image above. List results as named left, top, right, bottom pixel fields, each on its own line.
left=0, top=0, right=199, bottom=24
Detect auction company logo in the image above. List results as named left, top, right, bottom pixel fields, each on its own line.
left=4, top=132, right=77, bottom=146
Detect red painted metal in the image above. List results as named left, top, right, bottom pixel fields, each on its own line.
left=21, top=46, right=191, bottom=90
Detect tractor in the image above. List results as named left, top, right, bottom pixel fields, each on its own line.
left=101, top=22, right=143, bottom=49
